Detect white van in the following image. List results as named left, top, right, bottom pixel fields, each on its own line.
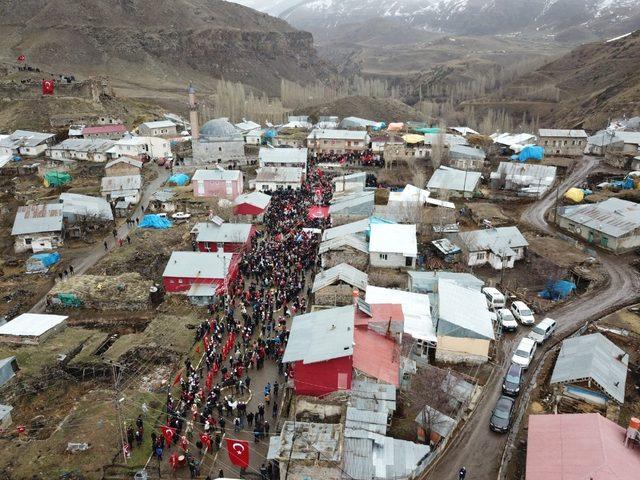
left=511, top=337, right=537, bottom=369
left=528, top=318, right=557, bottom=344
left=482, top=287, right=505, bottom=310
left=511, top=301, right=535, bottom=325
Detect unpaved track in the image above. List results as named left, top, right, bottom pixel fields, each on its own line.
left=426, top=156, right=640, bottom=479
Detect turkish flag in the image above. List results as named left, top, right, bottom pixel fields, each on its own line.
left=42, top=79, right=55, bottom=95
left=168, top=452, right=180, bottom=470
left=200, top=433, right=212, bottom=450
left=161, top=425, right=176, bottom=445
left=226, top=438, right=250, bottom=468
left=17, top=55, right=25, bottom=62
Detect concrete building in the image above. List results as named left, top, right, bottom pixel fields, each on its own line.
left=191, top=222, right=256, bottom=253
left=456, top=226, right=528, bottom=269
left=446, top=145, right=486, bottom=171
left=490, top=162, right=557, bottom=197
left=307, top=129, right=370, bottom=155
left=258, top=147, right=308, bottom=169
left=82, top=124, right=127, bottom=140
left=0, top=130, right=56, bottom=157
left=254, top=167, right=304, bottom=191
left=138, top=120, right=177, bottom=137
left=108, top=136, right=172, bottom=161
left=192, top=118, right=246, bottom=166
left=427, top=166, right=482, bottom=199
left=319, top=234, right=369, bottom=270
left=100, top=175, right=142, bottom=204
left=162, top=251, right=239, bottom=294
left=59, top=192, right=114, bottom=224
left=191, top=169, right=243, bottom=200
left=538, top=129, right=588, bottom=156
left=11, top=204, right=64, bottom=253
left=557, top=198, right=640, bottom=253
left=0, top=313, right=68, bottom=345
left=435, top=280, right=495, bottom=364
left=369, top=223, right=417, bottom=268
left=47, top=138, right=114, bottom=162
left=104, top=157, right=143, bottom=177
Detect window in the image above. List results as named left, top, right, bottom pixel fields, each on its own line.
left=25, top=238, right=32, bottom=245
left=337, top=372, right=348, bottom=390
left=405, top=257, right=413, bottom=267
left=218, top=147, right=222, bottom=152
left=379, top=253, right=388, bottom=260
left=476, top=252, right=486, bottom=261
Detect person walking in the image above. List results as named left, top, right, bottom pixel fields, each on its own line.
left=459, top=466, right=467, bottom=480
left=104, top=241, right=108, bottom=251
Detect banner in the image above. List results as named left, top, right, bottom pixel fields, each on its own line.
left=226, top=438, right=250, bottom=468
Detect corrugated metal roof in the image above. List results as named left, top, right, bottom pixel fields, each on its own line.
left=0, top=130, right=55, bottom=148
left=11, top=203, right=64, bottom=235
left=457, top=226, right=528, bottom=255
left=162, top=251, right=234, bottom=279
left=408, top=271, right=484, bottom=293
left=255, top=167, right=304, bottom=183
left=539, top=129, right=587, bottom=138
left=82, top=124, right=127, bottom=135
left=268, top=421, right=342, bottom=462
left=141, top=120, right=175, bottom=129
left=192, top=169, right=241, bottom=181
left=282, top=305, right=354, bottom=364
left=49, top=138, right=114, bottom=154
left=423, top=133, right=468, bottom=147
left=329, top=191, right=375, bottom=215
left=550, top=333, right=628, bottom=403
left=349, top=379, right=396, bottom=414
left=495, top=162, right=556, bottom=189
left=369, top=223, right=417, bottom=256
left=105, top=156, right=143, bottom=169
left=193, top=222, right=253, bottom=243
left=322, top=219, right=370, bottom=241
left=415, top=405, right=456, bottom=438
left=427, top=166, right=482, bottom=192
left=319, top=234, right=369, bottom=255
left=559, top=198, right=640, bottom=238
left=345, top=406, right=388, bottom=435
left=308, top=129, right=369, bottom=140
left=234, top=191, right=271, bottom=209
left=60, top=193, right=113, bottom=221
left=258, top=147, right=307, bottom=165
left=0, top=313, right=67, bottom=337
left=449, top=144, right=486, bottom=160
left=436, top=280, right=495, bottom=340
left=312, top=263, right=368, bottom=293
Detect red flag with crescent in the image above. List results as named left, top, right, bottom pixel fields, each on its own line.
left=17, top=55, right=26, bottom=62
left=226, top=438, right=250, bottom=468
left=200, top=433, right=212, bottom=450
left=168, top=452, right=180, bottom=470
left=42, top=79, right=54, bottom=95
left=161, top=425, right=176, bottom=445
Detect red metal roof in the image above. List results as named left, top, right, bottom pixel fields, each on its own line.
left=82, top=124, right=127, bottom=135
left=526, top=413, right=640, bottom=480
left=353, top=328, right=400, bottom=387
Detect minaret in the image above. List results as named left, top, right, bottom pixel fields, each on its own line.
left=188, top=83, right=199, bottom=141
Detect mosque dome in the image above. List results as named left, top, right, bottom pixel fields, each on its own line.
left=199, top=118, right=241, bottom=140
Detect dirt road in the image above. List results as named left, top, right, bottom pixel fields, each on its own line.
left=427, top=156, right=640, bottom=480
left=29, top=163, right=170, bottom=313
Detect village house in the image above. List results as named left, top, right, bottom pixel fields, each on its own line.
left=319, top=234, right=369, bottom=270
left=490, top=162, right=557, bottom=197
left=434, top=280, right=495, bottom=364
left=339, top=116, right=382, bottom=129
left=446, top=145, right=486, bottom=171
left=332, top=172, right=367, bottom=193
left=0, top=130, right=56, bottom=158
left=311, top=263, right=369, bottom=306
left=329, top=191, right=375, bottom=220
left=11, top=203, right=64, bottom=253
left=427, top=166, right=482, bottom=199
left=258, top=147, right=308, bottom=169
left=538, top=129, right=588, bottom=156
left=423, top=133, right=468, bottom=148
left=284, top=115, right=312, bottom=129
left=191, top=169, right=243, bottom=199
left=614, top=131, right=640, bottom=156
left=491, top=132, right=537, bottom=154
left=46, top=138, right=114, bottom=162
left=253, top=167, right=304, bottom=191
left=550, top=333, right=628, bottom=406
left=138, top=120, right=177, bottom=137
left=306, top=129, right=370, bottom=155
left=371, top=134, right=403, bottom=154
left=233, top=191, right=271, bottom=221
left=191, top=118, right=246, bottom=166
left=234, top=120, right=261, bottom=146
left=369, top=223, right=418, bottom=268
left=82, top=124, right=127, bottom=140
left=585, top=130, right=625, bottom=156
left=104, top=157, right=143, bottom=177
left=408, top=271, right=484, bottom=294
left=526, top=414, right=640, bottom=480
left=271, top=131, right=307, bottom=149
left=100, top=174, right=142, bottom=204
left=0, top=313, right=68, bottom=345
left=557, top=197, right=640, bottom=253
left=108, top=136, right=172, bottom=161
left=456, top=226, right=529, bottom=269
left=162, top=251, right=239, bottom=294
left=190, top=221, right=256, bottom=253
left=59, top=192, right=113, bottom=227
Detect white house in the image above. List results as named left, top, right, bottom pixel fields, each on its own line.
left=0, top=130, right=56, bottom=157
left=100, top=175, right=142, bottom=204
left=108, top=136, right=172, bottom=161
left=258, top=147, right=308, bottom=169
left=253, top=167, right=304, bottom=191
left=59, top=192, right=114, bottom=223
left=138, top=120, right=177, bottom=137
left=427, top=166, right=482, bottom=198
left=456, top=226, right=528, bottom=269
left=307, top=129, right=370, bottom=155
left=369, top=223, right=418, bottom=268
left=11, top=204, right=64, bottom=253
left=47, top=138, right=114, bottom=162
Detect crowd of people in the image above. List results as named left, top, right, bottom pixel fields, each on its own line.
left=313, top=148, right=383, bottom=167
left=137, top=165, right=334, bottom=478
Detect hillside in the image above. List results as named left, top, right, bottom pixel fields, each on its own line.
left=468, top=30, right=640, bottom=129
left=0, top=0, right=329, bottom=97
left=294, top=96, right=425, bottom=122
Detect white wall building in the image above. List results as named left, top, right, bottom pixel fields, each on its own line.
left=456, top=226, right=528, bottom=269
left=0, top=130, right=56, bottom=157
left=253, top=167, right=304, bottom=191
left=47, top=139, right=114, bottom=163
left=369, top=223, right=418, bottom=268
left=108, top=136, right=172, bottom=161
left=138, top=120, right=177, bottom=137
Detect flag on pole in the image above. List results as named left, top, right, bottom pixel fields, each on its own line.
left=226, top=438, right=250, bottom=468
left=161, top=425, right=176, bottom=445
left=17, top=55, right=26, bottom=62
left=42, top=79, right=55, bottom=95
left=168, top=453, right=180, bottom=470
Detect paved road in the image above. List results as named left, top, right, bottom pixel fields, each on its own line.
left=427, top=156, right=640, bottom=480
left=30, top=163, right=170, bottom=313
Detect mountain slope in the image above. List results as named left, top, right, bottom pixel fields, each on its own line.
left=0, top=0, right=329, bottom=95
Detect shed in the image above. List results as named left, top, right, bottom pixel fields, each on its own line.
left=427, top=166, right=481, bottom=198
left=312, top=264, right=368, bottom=306
left=0, top=404, right=13, bottom=429
left=0, top=313, right=68, bottom=345
left=369, top=223, right=417, bottom=268
left=319, top=234, right=369, bottom=270
left=0, top=357, right=18, bottom=387
left=233, top=191, right=271, bottom=220
left=447, top=145, right=486, bottom=171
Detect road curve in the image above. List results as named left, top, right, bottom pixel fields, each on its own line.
left=426, top=156, right=640, bottom=480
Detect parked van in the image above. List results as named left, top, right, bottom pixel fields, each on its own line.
left=510, top=301, right=535, bottom=325
left=483, top=287, right=505, bottom=310
left=528, top=318, right=557, bottom=344
left=511, top=337, right=537, bottom=369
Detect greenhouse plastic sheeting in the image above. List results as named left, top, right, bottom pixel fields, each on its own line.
left=44, top=171, right=72, bottom=187
left=168, top=173, right=190, bottom=186
left=564, top=187, right=584, bottom=203
left=538, top=280, right=576, bottom=300
left=139, top=214, right=172, bottom=229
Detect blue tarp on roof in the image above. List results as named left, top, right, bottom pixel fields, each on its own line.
left=611, top=177, right=635, bottom=189
left=26, top=252, right=60, bottom=272
left=538, top=280, right=576, bottom=300
left=168, top=173, right=190, bottom=186
left=511, top=145, right=544, bottom=162
left=139, top=214, right=172, bottom=229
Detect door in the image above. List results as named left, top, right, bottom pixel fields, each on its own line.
left=197, top=180, right=205, bottom=196
left=226, top=181, right=233, bottom=196
left=588, top=230, right=594, bottom=243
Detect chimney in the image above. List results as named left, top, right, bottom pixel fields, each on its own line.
left=188, top=83, right=199, bottom=142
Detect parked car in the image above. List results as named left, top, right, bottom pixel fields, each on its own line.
left=511, top=337, right=537, bottom=369
left=497, top=308, right=518, bottom=332
left=528, top=318, right=557, bottom=344
left=511, top=301, right=535, bottom=325
left=483, top=287, right=506, bottom=310
left=489, top=395, right=515, bottom=433
left=502, top=363, right=524, bottom=397
left=171, top=212, right=192, bottom=220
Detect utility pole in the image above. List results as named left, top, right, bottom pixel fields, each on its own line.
left=112, top=362, right=128, bottom=464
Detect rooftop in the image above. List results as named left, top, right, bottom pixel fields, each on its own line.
left=82, top=124, right=127, bottom=135
left=369, top=223, right=417, bottom=256
left=329, top=191, right=375, bottom=215
left=199, top=118, right=242, bottom=141
left=559, top=198, right=640, bottom=238
left=312, top=263, right=368, bottom=293
left=49, top=138, right=114, bottom=153
left=457, top=226, right=528, bottom=257
left=436, top=280, right=495, bottom=340
left=282, top=305, right=355, bottom=364
left=267, top=421, right=342, bottom=462
left=234, top=191, right=271, bottom=209
left=255, top=167, right=304, bottom=183
left=318, top=234, right=369, bottom=255
left=427, top=166, right=482, bottom=192
left=258, top=147, right=308, bottom=165
left=322, top=218, right=370, bottom=241
left=141, top=120, right=175, bottom=129
left=11, top=203, right=64, bottom=236
left=192, top=222, right=254, bottom=243
left=449, top=144, right=486, bottom=160
left=408, top=271, right=484, bottom=294
left=550, top=333, right=628, bottom=403
left=0, top=313, right=67, bottom=339
left=538, top=128, right=588, bottom=138
left=104, top=156, right=143, bottom=169
left=60, top=193, right=113, bottom=221
left=191, top=169, right=242, bottom=182
left=308, top=129, right=369, bottom=141
left=0, top=130, right=56, bottom=148
left=101, top=174, right=142, bottom=192
left=353, top=328, right=400, bottom=387
left=162, top=251, right=235, bottom=279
